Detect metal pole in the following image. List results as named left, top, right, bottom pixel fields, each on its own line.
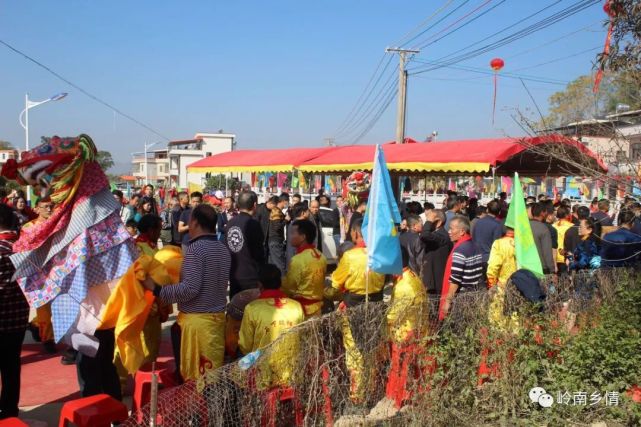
left=397, top=62, right=407, bottom=145
left=386, top=48, right=419, bottom=144
left=25, top=94, right=31, bottom=205
left=144, top=142, right=149, bottom=186
left=149, top=361, right=158, bottom=427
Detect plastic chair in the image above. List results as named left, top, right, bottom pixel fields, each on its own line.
left=262, top=387, right=304, bottom=427
left=0, top=418, right=29, bottom=427
left=132, top=363, right=176, bottom=412
left=58, top=394, right=128, bottom=427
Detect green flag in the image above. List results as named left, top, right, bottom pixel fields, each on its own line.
left=291, top=170, right=299, bottom=189
left=505, top=172, right=543, bottom=276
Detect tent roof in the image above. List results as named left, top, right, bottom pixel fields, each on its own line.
left=188, top=147, right=328, bottom=173
left=186, top=135, right=607, bottom=176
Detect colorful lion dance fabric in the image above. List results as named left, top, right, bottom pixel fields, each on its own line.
left=2, top=135, right=139, bottom=356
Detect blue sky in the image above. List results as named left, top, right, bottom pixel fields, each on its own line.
left=1, top=1, right=606, bottom=170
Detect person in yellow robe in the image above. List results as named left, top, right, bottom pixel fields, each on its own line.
left=383, top=246, right=428, bottom=411
left=238, top=264, right=305, bottom=389
left=282, top=219, right=327, bottom=318
left=486, top=228, right=519, bottom=332
left=24, top=198, right=56, bottom=353
left=114, top=214, right=169, bottom=390
left=554, top=206, right=574, bottom=275
left=325, top=217, right=385, bottom=406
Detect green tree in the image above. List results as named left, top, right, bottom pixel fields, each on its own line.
left=0, top=141, right=14, bottom=150
left=96, top=150, right=115, bottom=171
left=542, top=75, right=611, bottom=128
left=541, top=71, right=639, bottom=129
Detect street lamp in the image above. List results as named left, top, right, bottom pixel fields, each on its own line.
left=19, top=92, right=68, bottom=204
left=144, top=141, right=164, bottom=185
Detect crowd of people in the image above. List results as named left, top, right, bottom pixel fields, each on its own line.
left=2, top=181, right=641, bottom=421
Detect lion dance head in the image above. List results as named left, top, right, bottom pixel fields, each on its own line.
left=343, top=171, right=371, bottom=208
left=1, top=134, right=97, bottom=206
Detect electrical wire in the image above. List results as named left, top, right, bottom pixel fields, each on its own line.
left=414, top=0, right=507, bottom=50
left=335, top=74, right=398, bottom=142
left=432, top=0, right=563, bottom=62
left=505, top=20, right=602, bottom=59
left=347, top=78, right=399, bottom=145
left=409, top=0, right=601, bottom=76
left=411, top=58, right=568, bottom=85
left=393, top=0, right=457, bottom=48
left=333, top=0, right=463, bottom=142
left=400, top=0, right=473, bottom=49
left=509, top=45, right=601, bottom=73
left=0, top=39, right=172, bottom=142
left=332, top=53, right=391, bottom=137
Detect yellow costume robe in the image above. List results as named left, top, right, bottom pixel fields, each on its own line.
left=486, top=233, right=519, bottom=332
left=326, top=245, right=385, bottom=403
left=282, top=245, right=327, bottom=318
left=387, top=268, right=427, bottom=343
left=386, top=268, right=428, bottom=407
left=554, top=219, right=574, bottom=264
left=100, top=245, right=182, bottom=375
left=238, top=290, right=305, bottom=389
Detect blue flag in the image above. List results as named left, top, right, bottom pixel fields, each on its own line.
left=362, top=145, right=403, bottom=274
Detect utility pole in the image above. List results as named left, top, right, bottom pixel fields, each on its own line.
left=385, top=47, right=419, bottom=144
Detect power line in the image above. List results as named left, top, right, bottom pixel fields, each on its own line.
left=509, top=45, right=601, bottom=73
left=333, top=55, right=395, bottom=139
left=505, top=20, right=602, bottom=59
left=347, top=79, right=399, bottom=145
left=393, top=0, right=457, bottom=47
left=332, top=0, right=462, bottom=141
left=432, top=0, right=563, bottom=62
left=414, top=74, right=555, bottom=91
left=335, top=73, right=398, bottom=141
left=401, top=0, right=472, bottom=48
left=332, top=54, right=388, bottom=137
left=0, top=39, right=172, bottom=142
left=409, top=0, right=600, bottom=76
left=414, top=0, right=507, bottom=50
left=410, top=58, right=568, bottom=85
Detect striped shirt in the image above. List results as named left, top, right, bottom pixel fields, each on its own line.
left=450, top=240, right=483, bottom=289
left=159, top=234, right=230, bottom=313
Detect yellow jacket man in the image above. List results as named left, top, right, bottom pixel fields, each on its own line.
left=239, top=264, right=305, bottom=389
left=554, top=206, right=574, bottom=272
left=384, top=248, right=428, bottom=410
left=486, top=229, right=519, bottom=332
left=282, top=219, right=327, bottom=318
left=326, top=217, right=385, bottom=405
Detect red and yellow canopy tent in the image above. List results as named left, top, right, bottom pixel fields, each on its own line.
left=187, top=135, right=606, bottom=177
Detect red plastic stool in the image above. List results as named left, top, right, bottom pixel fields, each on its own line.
left=262, top=387, right=303, bottom=427
left=132, top=363, right=177, bottom=412
left=58, top=394, right=128, bottom=427
left=0, top=418, right=29, bottom=427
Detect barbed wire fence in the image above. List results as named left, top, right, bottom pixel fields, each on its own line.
left=124, top=267, right=641, bottom=426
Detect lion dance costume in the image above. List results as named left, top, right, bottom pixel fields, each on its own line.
left=2, top=135, right=179, bottom=398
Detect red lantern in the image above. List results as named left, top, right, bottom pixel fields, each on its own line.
left=489, top=57, right=505, bottom=124
left=490, top=58, right=504, bottom=72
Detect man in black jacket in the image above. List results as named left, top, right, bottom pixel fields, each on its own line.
left=267, top=195, right=287, bottom=274
left=418, top=209, right=452, bottom=295
left=318, top=194, right=340, bottom=246
left=225, top=192, right=266, bottom=298
left=255, top=196, right=277, bottom=257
